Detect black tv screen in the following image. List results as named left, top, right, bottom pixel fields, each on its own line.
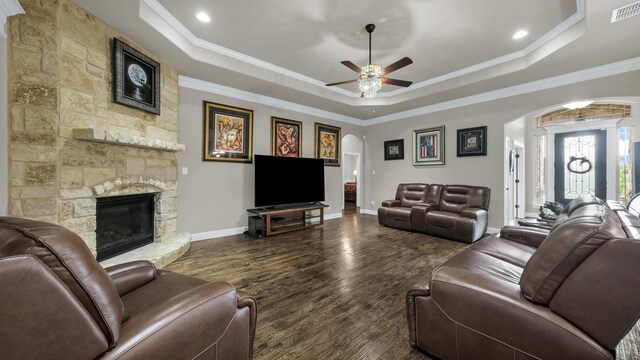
left=254, top=155, right=325, bottom=207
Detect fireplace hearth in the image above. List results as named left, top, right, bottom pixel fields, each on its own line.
left=96, top=193, right=155, bottom=261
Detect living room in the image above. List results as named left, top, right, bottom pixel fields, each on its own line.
left=1, top=0, right=640, bottom=359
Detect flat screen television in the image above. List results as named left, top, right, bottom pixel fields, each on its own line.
left=254, top=155, right=325, bottom=207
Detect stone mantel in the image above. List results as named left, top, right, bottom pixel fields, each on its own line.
left=74, top=128, right=186, bottom=152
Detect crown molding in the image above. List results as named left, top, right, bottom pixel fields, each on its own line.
left=180, top=57, right=640, bottom=127
left=178, top=76, right=364, bottom=126
left=142, top=0, right=584, bottom=102
left=365, top=56, right=640, bottom=125
left=0, top=0, right=24, bottom=38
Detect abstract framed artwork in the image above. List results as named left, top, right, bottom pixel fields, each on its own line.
left=112, top=38, right=161, bottom=115
left=457, top=126, right=487, bottom=157
left=314, top=123, right=341, bottom=166
left=271, top=117, right=302, bottom=157
left=202, top=101, right=253, bottom=163
left=384, top=139, right=404, bottom=160
left=413, top=126, right=445, bottom=166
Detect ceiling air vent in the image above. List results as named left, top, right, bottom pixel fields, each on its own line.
left=611, top=1, right=640, bottom=23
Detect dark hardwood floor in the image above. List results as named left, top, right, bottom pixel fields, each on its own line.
left=166, top=213, right=640, bottom=360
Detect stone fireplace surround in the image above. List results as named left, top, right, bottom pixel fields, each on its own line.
left=7, top=0, right=190, bottom=268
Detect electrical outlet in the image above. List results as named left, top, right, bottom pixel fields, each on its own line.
left=181, top=167, right=188, bottom=175
left=371, top=200, right=375, bottom=208
left=372, top=170, right=376, bottom=175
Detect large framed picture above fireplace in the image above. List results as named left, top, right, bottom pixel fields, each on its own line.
left=112, top=38, right=161, bottom=115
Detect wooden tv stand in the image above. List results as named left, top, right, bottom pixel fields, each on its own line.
left=246, top=203, right=328, bottom=237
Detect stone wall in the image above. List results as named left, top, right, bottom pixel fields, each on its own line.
left=8, top=0, right=183, bottom=255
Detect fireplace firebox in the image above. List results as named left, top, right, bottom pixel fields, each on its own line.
left=96, top=193, right=155, bottom=261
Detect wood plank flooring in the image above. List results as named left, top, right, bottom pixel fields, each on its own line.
left=166, top=213, right=640, bottom=360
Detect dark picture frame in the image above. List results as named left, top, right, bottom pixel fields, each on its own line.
left=271, top=117, right=302, bottom=157
left=457, top=126, right=487, bottom=157
left=384, top=139, right=404, bottom=160
left=413, top=126, right=445, bottom=166
left=314, top=122, right=341, bottom=166
left=202, top=101, right=253, bottom=163
left=112, top=38, right=161, bottom=115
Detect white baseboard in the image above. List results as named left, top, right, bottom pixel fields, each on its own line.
left=191, top=226, right=246, bottom=242
left=192, top=213, right=343, bottom=241
left=486, top=227, right=500, bottom=234
left=325, top=212, right=343, bottom=220
left=360, top=209, right=378, bottom=216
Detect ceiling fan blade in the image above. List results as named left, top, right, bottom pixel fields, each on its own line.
left=341, top=61, right=362, bottom=73
left=326, top=79, right=359, bottom=86
left=382, top=78, right=413, bottom=87
left=382, top=57, right=413, bottom=75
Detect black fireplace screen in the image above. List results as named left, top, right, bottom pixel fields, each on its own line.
left=96, top=193, right=154, bottom=261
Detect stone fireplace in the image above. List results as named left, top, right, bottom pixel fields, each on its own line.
left=7, top=0, right=190, bottom=268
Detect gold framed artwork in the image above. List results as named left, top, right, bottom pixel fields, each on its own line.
left=413, top=125, right=445, bottom=166
left=202, top=101, right=253, bottom=163
left=314, top=122, right=341, bottom=166
left=271, top=117, right=302, bottom=157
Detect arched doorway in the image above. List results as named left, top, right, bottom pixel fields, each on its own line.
left=342, top=134, right=363, bottom=214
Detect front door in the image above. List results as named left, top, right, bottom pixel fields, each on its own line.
left=554, top=130, right=606, bottom=204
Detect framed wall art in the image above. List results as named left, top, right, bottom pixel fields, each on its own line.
left=384, top=139, right=404, bottom=160
left=112, top=38, right=161, bottom=115
left=314, top=123, right=341, bottom=166
left=271, top=117, right=302, bottom=157
left=202, top=101, right=253, bottom=163
left=457, top=126, right=487, bottom=157
left=413, top=126, right=445, bottom=166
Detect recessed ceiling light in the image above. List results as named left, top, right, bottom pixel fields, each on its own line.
left=196, top=12, right=211, bottom=23
left=562, top=101, right=593, bottom=110
left=512, top=30, right=528, bottom=40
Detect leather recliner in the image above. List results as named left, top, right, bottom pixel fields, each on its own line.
left=406, top=194, right=640, bottom=359
left=0, top=217, right=257, bottom=360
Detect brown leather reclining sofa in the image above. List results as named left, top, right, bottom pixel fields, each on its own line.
left=0, top=217, right=257, bottom=360
left=407, top=194, right=640, bottom=359
left=378, top=183, right=491, bottom=243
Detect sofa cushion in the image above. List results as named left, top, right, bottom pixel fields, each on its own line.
left=520, top=205, right=626, bottom=304
left=398, top=183, right=428, bottom=208
left=425, top=211, right=461, bottom=229
left=0, top=217, right=123, bottom=345
left=468, top=236, right=536, bottom=268
left=438, top=185, right=490, bottom=214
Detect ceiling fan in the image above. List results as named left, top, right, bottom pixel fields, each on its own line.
left=326, top=23, right=413, bottom=98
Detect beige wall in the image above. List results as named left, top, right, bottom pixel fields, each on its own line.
left=362, top=71, right=640, bottom=229
left=0, top=37, right=7, bottom=215
left=177, top=86, right=364, bottom=234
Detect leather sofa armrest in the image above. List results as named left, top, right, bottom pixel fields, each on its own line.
left=102, top=281, right=248, bottom=360
left=104, top=260, right=157, bottom=297
left=0, top=255, right=109, bottom=360
left=499, top=225, right=549, bottom=248
left=236, top=290, right=257, bottom=359
left=381, top=199, right=401, bottom=207
left=406, top=281, right=431, bottom=348
left=460, top=207, right=487, bottom=220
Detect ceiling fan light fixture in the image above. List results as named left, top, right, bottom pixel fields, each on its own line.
left=359, top=64, right=383, bottom=98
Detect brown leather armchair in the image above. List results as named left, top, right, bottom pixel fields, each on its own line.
left=0, top=217, right=257, bottom=360
left=407, top=195, right=640, bottom=359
